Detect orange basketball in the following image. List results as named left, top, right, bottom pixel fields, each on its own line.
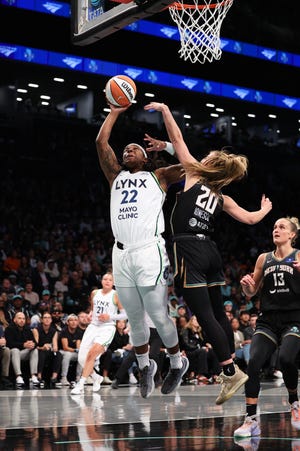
left=105, top=75, right=137, bottom=107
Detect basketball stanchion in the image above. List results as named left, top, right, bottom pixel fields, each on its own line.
left=168, top=0, right=234, bottom=64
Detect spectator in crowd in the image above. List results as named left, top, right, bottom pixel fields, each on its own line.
left=241, top=313, right=258, bottom=366
left=6, top=294, right=31, bottom=324
left=0, top=278, right=15, bottom=298
left=224, top=300, right=236, bottom=319
left=102, top=319, right=134, bottom=385
left=0, top=292, right=10, bottom=326
left=32, top=310, right=62, bottom=387
left=238, top=311, right=251, bottom=333
left=2, top=249, right=21, bottom=275
left=176, top=315, right=189, bottom=338
left=176, top=303, right=192, bottom=321
left=59, top=313, right=82, bottom=386
left=53, top=274, right=70, bottom=301
left=45, top=258, right=60, bottom=280
left=180, top=315, right=221, bottom=384
left=0, top=324, right=13, bottom=389
left=68, top=270, right=89, bottom=311
left=30, top=301, right=50, bottom=329
left=5, top=311, right=39, bottom=388
left=8, top=273, right=20, bottom=293
left=24, top=281, right=39, bottom=313
left=221, top=276, right=232, bottom=303
left=17, top=256, right=33, bottom=283
left=51, top=302, right=67, bottom=332
left=77, top=311, right=90, bottom=339
left=31, top=260, right=52, bottom=297
left=168, top=294, right=180, bottom=323
left=15, top=287, right=32, bottom=316
left=231, top=317, right=247, bottom=369
left=87, top=261, right=104, bottom=289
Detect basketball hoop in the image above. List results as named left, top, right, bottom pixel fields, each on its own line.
left=168, top=0, right=234, bottom=64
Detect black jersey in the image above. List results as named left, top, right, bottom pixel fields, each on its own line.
left=170, top=182, right=223, bottom=236
left=260, top=249, right=300, bottom=312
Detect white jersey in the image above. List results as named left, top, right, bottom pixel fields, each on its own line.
left=110, top=170, right=166, bottom=245
left=91, top=288, right=118, bottom=327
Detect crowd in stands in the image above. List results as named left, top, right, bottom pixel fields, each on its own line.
left=1, top=111, right=299, bottom=389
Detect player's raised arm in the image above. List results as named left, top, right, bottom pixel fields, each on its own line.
left=95, top=103, right=130, bottom=187
left=144, top=102, right=196, bottom=166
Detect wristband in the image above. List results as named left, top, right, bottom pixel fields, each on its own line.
left=110, top=309, right=128, bottom=321
left=165, top=142, right=175, bottom=156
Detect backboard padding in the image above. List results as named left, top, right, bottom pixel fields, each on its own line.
left=71, top=0, right=175, bottom=45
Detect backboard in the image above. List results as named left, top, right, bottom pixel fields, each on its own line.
left=71, top=0, right=175, bottom=46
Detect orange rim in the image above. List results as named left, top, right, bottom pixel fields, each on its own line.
left=170, top=0, right=232, bottom=10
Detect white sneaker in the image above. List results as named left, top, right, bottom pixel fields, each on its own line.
left=16, top=376, right=25, bottom=387
left=234, top=415, right=261, bottom=437
left=60, top=376, right=70, bottom=386
left=85, top=376, right=94, bottom=385
left=93, top=375, right=104, bottom=392
left=102, top=376, right=112, bottom=385
left=273, top=370, right=283, bottom=379
left=30, top=375, right=40, bottom=387
left=129, top=373, right=138, bottom=385
left=70, top=381, right=84, bottom=395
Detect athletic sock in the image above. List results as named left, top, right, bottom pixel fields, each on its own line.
left=289, top=392, right=298, bottom=405
left=136, top=352, right=150, bottom=370
left=246, top=403, right=257, bottom=418
left=222, top=362, right=236, bottom=376
left=168, top=351, right=182, bottom=369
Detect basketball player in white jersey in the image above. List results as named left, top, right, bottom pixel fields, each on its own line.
left=71, top=272, right=127, bottom=395
left=95, top=101, right=189, bottom=398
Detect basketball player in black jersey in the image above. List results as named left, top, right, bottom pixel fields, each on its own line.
left=144, top=101, right=272, bottom=406
left=233, top=216, right=300, bottom=438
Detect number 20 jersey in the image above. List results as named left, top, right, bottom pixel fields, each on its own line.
left=170, top=182, right=223, bottom=236
left=110, top=170, right=166, bottom=244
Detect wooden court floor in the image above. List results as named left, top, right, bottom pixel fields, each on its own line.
left=0, top=379, right=299, bottom=450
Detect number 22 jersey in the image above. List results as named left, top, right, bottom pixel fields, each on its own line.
left=110, top=170, right=166, bottom=245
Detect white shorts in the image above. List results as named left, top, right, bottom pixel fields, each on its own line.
left=79, top=323, right=116, bottom=359
left=112, top=237, right=170, bottom=287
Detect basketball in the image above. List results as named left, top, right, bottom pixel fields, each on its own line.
left=105, top=75, right=137, bottom=107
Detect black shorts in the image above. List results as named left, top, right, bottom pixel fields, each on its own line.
left=255, top=310, right=300, bottom=346
left=172, top=235, right=225, bottom=289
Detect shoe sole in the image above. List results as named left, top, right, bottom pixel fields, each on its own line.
left=216, top=373, right=249, bottom=405
left=234, top=427, right=261, bottom=438
left=161, top=356, right=189, bottom=395
left=140, top=360, right=157, bottom=399
left=92, top=376, right=104, bottom=392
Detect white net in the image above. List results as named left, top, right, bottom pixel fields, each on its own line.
left=169, top=0, right=234, bottom=64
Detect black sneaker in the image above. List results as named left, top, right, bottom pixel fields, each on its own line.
left=161, top=355, right=189, bottom=395
left=139, top=359, right=157, bottom=399
left=111, top=378, right=120, bottom=389
left=50, top=377, right=59, bottom=388
left=1, top=376, right=14, bottom=389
